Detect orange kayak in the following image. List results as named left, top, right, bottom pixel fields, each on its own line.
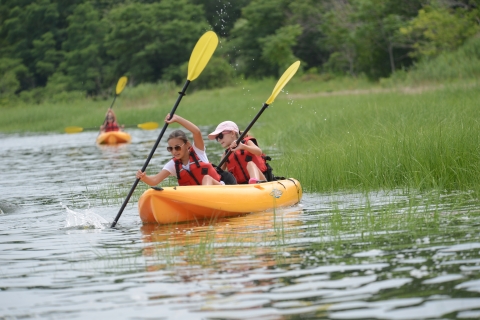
left=96, top=131, right=131, bottom=145
left=138, top=178, right=302, bottom=224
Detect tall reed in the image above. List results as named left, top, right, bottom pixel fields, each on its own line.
left=266, top=83, right=480, bottom=193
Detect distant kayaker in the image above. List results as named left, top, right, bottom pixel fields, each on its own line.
left=100, top=109, right=123, bottom=133
left=209, top=121, right=272, bottom=184
left=136, top=114, right=224, bottom=186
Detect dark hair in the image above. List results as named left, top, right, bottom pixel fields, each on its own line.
left=167, top=129, right=188, bottom=143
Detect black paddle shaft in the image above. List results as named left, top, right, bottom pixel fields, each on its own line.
left=217, top=102, right=269, bottom=168
left=109, top=94, right=117, bottom=109
left=110, top=80, right=191, bottom=228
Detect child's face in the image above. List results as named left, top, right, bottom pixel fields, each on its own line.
left=215, top=131, right=236, bottom=148
left=167, top=138, right=188, bottom=159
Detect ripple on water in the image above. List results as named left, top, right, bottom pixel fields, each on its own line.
left=2, top=131, right=480, bottom=319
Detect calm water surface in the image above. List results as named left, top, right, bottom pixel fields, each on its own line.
left=1, top=129, right=480, bottom=319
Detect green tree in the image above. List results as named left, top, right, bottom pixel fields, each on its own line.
left=31, top=32, right=64, bottom=82
left=321, top=1, right=359, bottom=76
left=259, top=24, right=302, bottom=74
left=0, top=0, right=63, bottom=89
left=321, top=0, right=423, bottom=78
left=0, top=58, right=28, bottom=103
left=104, top=0, right=210, bottom=84
left=400, top=5, right=480, bottom=59
left=353, top=0, right=425, bottom=78
left=60, top=2, right=108, bottom=95
left=229, top=0, right=296, bottom=78
left=289, top=0, right=330, bottom=71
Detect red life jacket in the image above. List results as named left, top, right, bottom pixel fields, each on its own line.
left=104, top=122, right=120, bottom=132
left=225, top=136, right=268, bottom=184
left=174, top=147, right=221, bottom=186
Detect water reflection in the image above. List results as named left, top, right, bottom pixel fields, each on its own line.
left=141, top=208, right=303, bottom=270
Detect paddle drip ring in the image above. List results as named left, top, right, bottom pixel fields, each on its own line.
left=270, top=188, right=283, bottom=199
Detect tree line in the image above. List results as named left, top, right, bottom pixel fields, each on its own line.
left=0, top=0, right=478, bottom=104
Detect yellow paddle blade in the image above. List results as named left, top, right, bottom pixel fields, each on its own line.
left=137, top=122, right=159, bottom=130
left=187, top=31, right=218, bottom=81
left=266, top=61, right=301, bottom=105
left=65, top=126, right=84, bottom=134
left=116, top=76, right=128, bottom=95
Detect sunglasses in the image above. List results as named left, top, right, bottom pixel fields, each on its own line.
left=215, top=131, right=232, bottom=141
left=167, top=143, right=185, bottom=152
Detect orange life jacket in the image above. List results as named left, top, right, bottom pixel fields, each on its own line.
left=224, top=137, right=268, bottom=184
left=175, top=147, right=221, bottom=186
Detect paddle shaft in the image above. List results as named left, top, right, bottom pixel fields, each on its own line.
left=110, top=80, right=191, bottom=228
left=109, top=95, right=117, bottom=109
left=217, top=102, right=269, bottom=168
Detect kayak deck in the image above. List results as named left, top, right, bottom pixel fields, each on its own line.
left=138, top=178, right=303, bottom=224
left=96, top=131, right=131, bottom=145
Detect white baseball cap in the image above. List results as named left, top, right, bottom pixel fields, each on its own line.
left=208, top=121, right=239, bottom=140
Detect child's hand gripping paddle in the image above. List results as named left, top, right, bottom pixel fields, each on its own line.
left=111, top=31, right=219, bottom=228
left=217, top=61, right=301, bottom=169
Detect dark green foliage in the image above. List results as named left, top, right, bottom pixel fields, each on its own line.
left=228, top=0, right=294, bottom=78
left=289, top=0, right=330, bottom=70
left=191, top=0, right=251, bottom=37
left=321, top=0, right=425, bottom=79
left=0, top=57, right=28, bottom=104
left=61, top=2, right=107, bottom=95
left=0, top=0, right=479, bottom=103
left=104, top=0, right=209, bottom=84
left=0, top=0, right=62, bottom=89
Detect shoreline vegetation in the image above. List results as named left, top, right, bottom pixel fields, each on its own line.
left=3, top=38, right=480, bottom=195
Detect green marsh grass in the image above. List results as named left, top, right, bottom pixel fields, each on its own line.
left=82, top=246, right=146, bottom=274
left=269, top=82, right=480, bottom=193
left=137, top=190, right=480, bottom=270
left=82, top=181, right=150, bottom=206
left=3, top=72, right=480, bottom=193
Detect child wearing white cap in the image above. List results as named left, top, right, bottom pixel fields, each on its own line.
left=208, top=121, right=269, bottom=184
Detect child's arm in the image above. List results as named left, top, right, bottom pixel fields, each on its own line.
left=136, top=169, right=170, bottom=186
left=165, top=114, right=204, bottom=150
left=230, top=140, right=263, bottom=155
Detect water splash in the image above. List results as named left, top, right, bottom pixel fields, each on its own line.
left=270, top=188, right=283, bottom=199
left=63, top=203, right=108, bottom=229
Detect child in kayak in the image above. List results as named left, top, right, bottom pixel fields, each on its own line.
left=209, top=121, right=271, bottom=184
left=100, top=109, right=123, bottom=133
left=136, top=114, right=223, bottom=186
